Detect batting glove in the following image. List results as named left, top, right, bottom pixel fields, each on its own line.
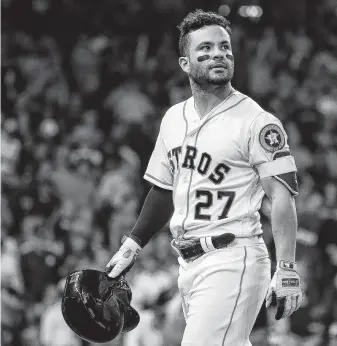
left=266, top=260, right=302, bottom=320
left=105, top=236, right=142, bottom=279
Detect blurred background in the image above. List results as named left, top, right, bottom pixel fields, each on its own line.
left=1, top=0, right=337, bottom=345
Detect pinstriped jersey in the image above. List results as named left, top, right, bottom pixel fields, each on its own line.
left=144, top=90, right=297, bottom=241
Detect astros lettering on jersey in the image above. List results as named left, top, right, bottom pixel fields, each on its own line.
left=144, top=90, right=297, bottom=241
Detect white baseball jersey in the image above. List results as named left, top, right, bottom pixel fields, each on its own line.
left=144, top=90, right=297, bottom=241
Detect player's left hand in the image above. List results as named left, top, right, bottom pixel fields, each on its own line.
left=265, top=260, right=302, bottom=320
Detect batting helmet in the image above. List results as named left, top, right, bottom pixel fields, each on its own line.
left=61, top=269, right=140, bottom=343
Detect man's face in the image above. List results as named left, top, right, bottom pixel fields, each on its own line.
left=180, top=25, right=234, bottom=86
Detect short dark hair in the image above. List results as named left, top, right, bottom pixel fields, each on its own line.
left=177, top=9, right=232, bottom=57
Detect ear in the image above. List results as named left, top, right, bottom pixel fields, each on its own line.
left=179, top=56, right=190, bottom=74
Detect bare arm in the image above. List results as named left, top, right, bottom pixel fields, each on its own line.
left=261, top=177, right=297, bottom=262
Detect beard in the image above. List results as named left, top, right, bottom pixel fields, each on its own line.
left=189, top=62, right=234, bottom=87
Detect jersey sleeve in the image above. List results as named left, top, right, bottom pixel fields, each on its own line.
left=144, top=127, right=173, bottom=190
left=248, top=112, right=298, bottom=194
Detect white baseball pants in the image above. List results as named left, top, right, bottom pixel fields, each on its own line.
left=177, top=236, right=271, bottom=346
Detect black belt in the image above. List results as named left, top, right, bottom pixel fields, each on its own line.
left=176, top=233, right=236, bottom=261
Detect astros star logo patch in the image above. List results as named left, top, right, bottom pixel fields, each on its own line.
left=259, top=124, right=285, bottom=152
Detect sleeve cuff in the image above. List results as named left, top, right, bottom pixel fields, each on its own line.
left=256, top=156, right=297, bottom=179
left=143, top=173, right=173, bottom=190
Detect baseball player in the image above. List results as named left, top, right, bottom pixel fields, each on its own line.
left=106, top=9, right=302, bottom=346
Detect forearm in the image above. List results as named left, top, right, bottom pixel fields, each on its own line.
left=270, top=195, right=297, bottom=262
left=130, top=185, right=174, bottom=247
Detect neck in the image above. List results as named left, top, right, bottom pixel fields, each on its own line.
left=191, top=81, right=233, bottom=118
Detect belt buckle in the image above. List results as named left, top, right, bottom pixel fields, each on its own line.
left=181, top=241, right=204, bottom=261
left=173, top=239, right=202, bottom=262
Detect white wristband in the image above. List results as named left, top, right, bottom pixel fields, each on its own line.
left=122, top=237, right=142, bottom=255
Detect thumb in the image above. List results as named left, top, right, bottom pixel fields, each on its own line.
left=107, top=266, right=121, bottom=279
left=105, top=258, right=116, bottom=273
left=265, top=288, right=273, bottom=308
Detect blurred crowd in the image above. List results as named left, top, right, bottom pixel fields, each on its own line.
left=1, top=0, right=337, bottom=345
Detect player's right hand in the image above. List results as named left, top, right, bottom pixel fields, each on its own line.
left=265, top=260, right=302, bottom=320
left=105, top=237, right=142, bottom=278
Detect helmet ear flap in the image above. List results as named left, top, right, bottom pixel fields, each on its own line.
left=122, top=305, right=140, bottom=333
left=105, top=276, right=140, bottom=333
